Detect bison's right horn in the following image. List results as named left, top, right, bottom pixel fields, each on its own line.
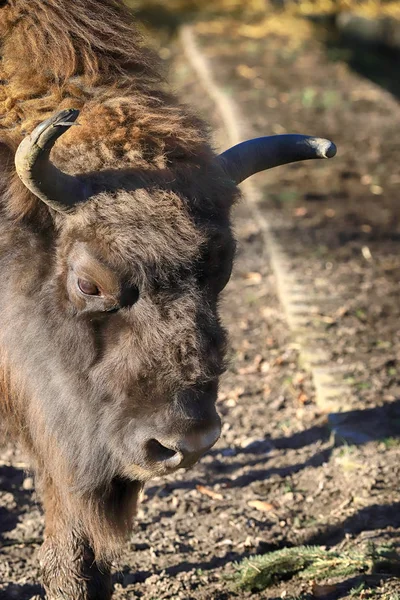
left=218, top=134, right=337, bottom=185
left=15, top=109, right=90, bottom=213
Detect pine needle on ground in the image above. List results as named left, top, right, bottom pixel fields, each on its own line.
left=233, top=544, right=400, bottom=592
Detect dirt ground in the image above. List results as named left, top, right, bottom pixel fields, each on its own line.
left=1, top=10, right=400, bottom=600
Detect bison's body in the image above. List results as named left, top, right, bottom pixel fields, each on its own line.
left=0, top=1, right=335, bottom=598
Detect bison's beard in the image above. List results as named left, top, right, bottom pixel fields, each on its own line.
left=68, top=477, right=144, bottom=562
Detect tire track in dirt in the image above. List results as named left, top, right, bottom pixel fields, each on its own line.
left=179, top=25, right=356, bottom=418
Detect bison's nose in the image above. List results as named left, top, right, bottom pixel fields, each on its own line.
left=145, top=421, right=221, bottom=470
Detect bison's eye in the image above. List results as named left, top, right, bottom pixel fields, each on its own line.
left=78, top=278, right=101, bottom=296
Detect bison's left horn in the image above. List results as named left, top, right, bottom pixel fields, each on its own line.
left=217, top=134, right=336, bottom=185
left=15, top=109, right=89, bottom=213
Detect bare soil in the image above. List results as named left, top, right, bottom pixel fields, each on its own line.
left=1, top=12, right=400, bottom=600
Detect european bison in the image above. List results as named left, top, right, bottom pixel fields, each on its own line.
left=0, top=0, right=336, bottom=598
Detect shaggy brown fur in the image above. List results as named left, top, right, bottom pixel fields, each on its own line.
left=0, top=0, right=219, bottom=220
left=0, top=1, right=238, bottom=598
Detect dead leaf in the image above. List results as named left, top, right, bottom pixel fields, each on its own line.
left=236, top=64, right=258, bottom=79
left=196, top=485, right=223, bottom=501
left=371, top=184, right=383, bottom=195
left=319, top=316, right=335, bottom=324
left=297, top=391, right=309, bottom=405
left=247, top=500, right=275, bottom=512
left=243, top=271, right=262, bottom=285
left=294, top=206, right=308, bottom=217
left=274, top=352, right=290, bottom=366
left=335, top=305, right=350, bottom=319
left=311, top=582, right=337, bottom=597
left=238, top=23, right=271, bottom=39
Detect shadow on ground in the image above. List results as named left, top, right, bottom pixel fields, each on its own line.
left=146, top=398, right=400, bottom=499
left=323, top=27, right=400, bottom=101
left=0, top=464, right=33, bottom=540
left=307, top=502, right=400, bottom=548
left=0, top=584, right=43, bottom=600
left=114, top=500, right=400, bottom=590
left=113, top=548, right=248, bottom=587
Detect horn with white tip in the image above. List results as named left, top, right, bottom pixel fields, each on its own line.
left=217, top=135, right=337, bottom=184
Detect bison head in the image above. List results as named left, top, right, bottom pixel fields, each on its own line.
left=12, top=109, right=335, bottom=498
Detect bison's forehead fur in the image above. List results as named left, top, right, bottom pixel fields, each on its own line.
left=63, top=189, right=206, bottom=275
left=59, top=173, right=236, bottom=281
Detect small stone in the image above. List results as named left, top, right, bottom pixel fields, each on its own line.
left=23, top=477, right=34, bottom=491
left=244, top=536, right=253, bottom=547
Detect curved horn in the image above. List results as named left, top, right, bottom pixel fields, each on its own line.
left=218, top=135, right=337, bottom=185
left=15, top=109, right=90, bottom=213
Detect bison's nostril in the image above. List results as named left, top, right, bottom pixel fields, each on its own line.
left=142, top=422, right=221, bottom=473
left=145, top=439, right=182, bottom=467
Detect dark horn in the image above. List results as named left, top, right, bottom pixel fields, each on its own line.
left=218, top=134, right=337, bottom=185
left=15, top=109, right=90, bottom=213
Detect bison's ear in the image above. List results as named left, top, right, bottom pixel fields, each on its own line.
left=15, top=109, right=90, bottom=214
left=217, top=135, right=336, bottom=185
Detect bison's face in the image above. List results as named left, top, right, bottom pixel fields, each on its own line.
left=14, top=109, right=335, bottom=490
left=50, top=182, right=236, bottom=482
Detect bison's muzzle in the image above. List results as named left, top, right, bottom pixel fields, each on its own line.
left=119, top=385, right=222, bottom=479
